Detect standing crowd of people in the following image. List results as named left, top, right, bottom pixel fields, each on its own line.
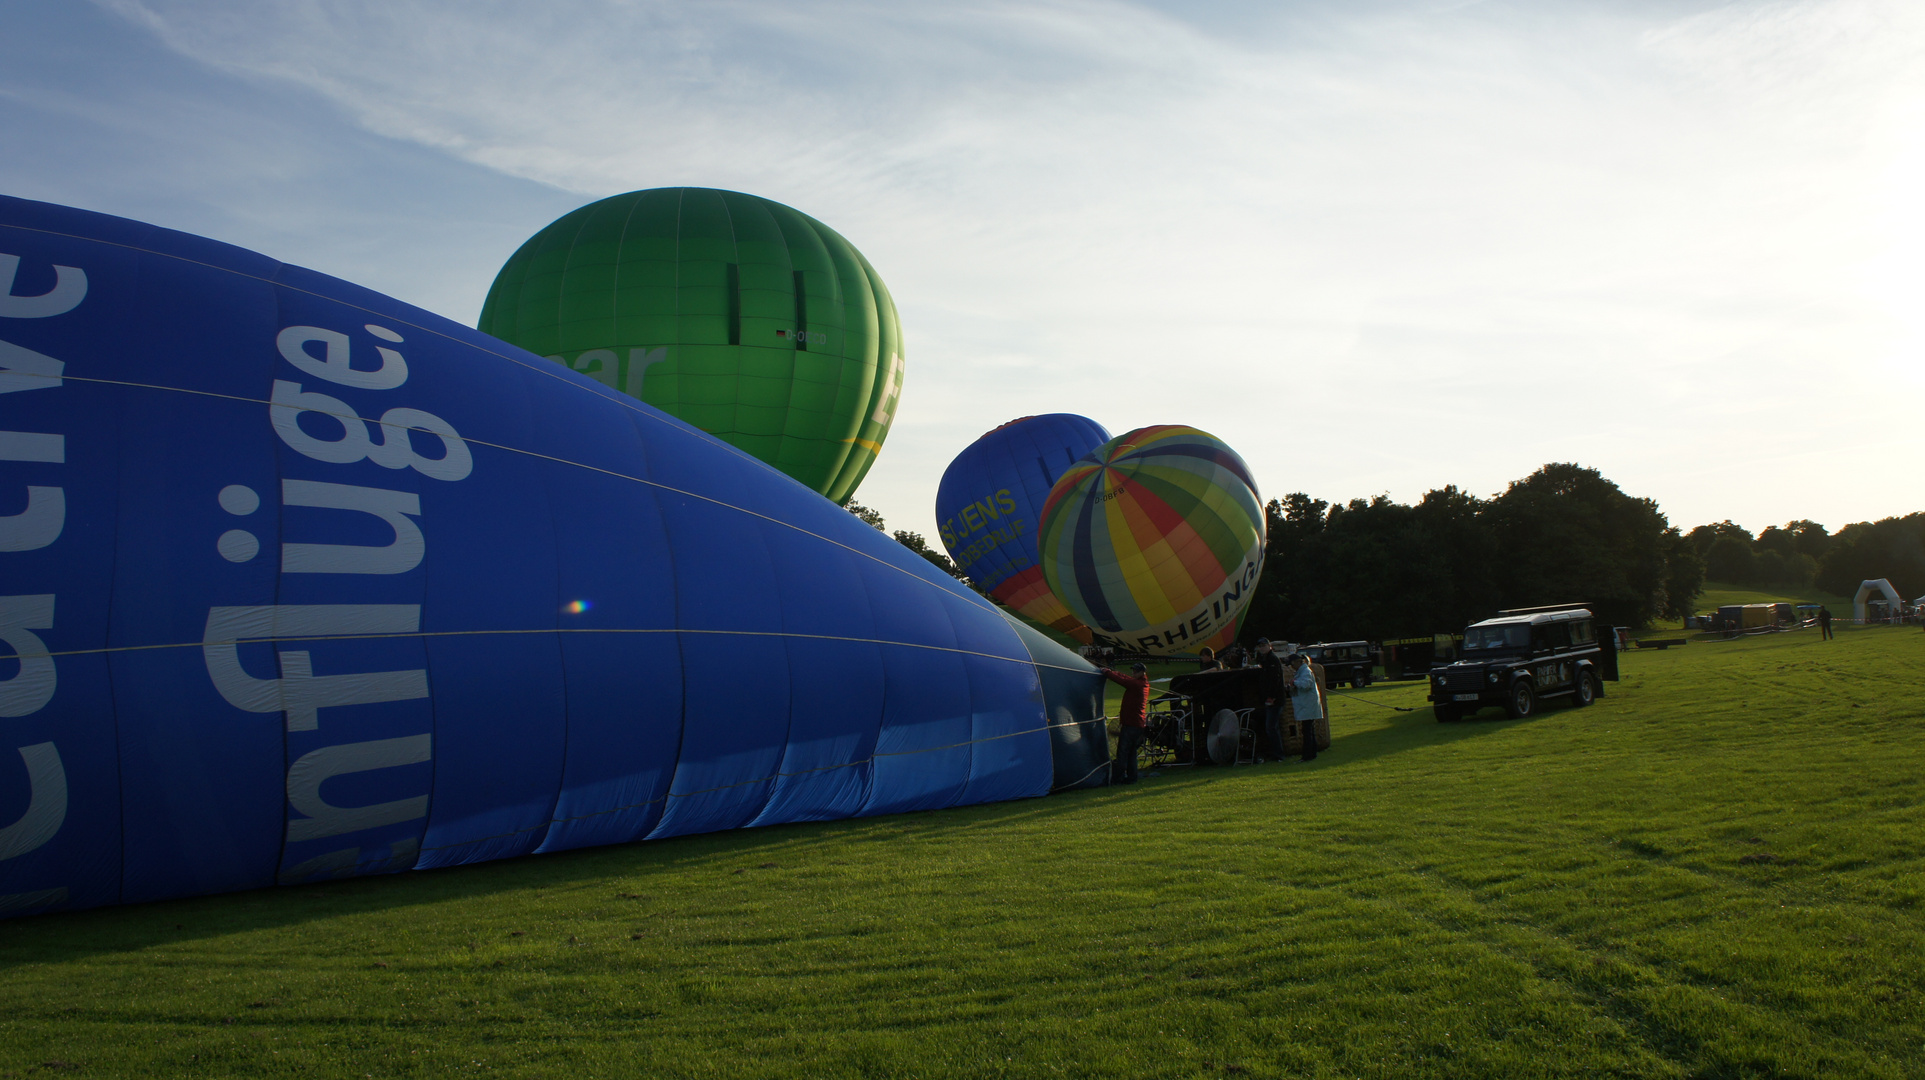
left=1096, top=636, right=1330, bottom=784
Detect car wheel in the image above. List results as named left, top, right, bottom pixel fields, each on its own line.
left=1572, top=670, right=1596, bottom=708
left=1433, top=705, right=1460, bottom=723
left=1505, top=680, right=1536, bottom=719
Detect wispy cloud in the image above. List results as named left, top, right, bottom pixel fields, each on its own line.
left=74, top=0, right=1925, bottom=533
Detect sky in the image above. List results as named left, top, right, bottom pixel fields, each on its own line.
left=3, top=0, right=1919, bottom=543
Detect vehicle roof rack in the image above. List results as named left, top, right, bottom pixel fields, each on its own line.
left=1496, top=602, right=1590, bottom=616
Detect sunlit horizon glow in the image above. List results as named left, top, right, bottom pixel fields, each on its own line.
left=4, top=0, right=1919, bottom=541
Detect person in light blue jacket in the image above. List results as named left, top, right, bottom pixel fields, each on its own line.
left=1285, top=653, right=1322, bottom=762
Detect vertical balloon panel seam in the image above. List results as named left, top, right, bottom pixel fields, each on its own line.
left=553, top=200, right=604, bottom=358
left=92, top=282, right=133, bottom=908
left=743, top=196, right=814, bottom=477
left=794, top=231, right=863, bottom=495
left=821, top=239, right=880, bottom=504
left=608, top=191, right=647, bottom=365
left=525, top=416, right=573, bottom=861
left=628, top=409, right=691, bottom=844
left=753, top=515, right=798, bottom=828
left=267, top=288, right=299, bottom=877
left=794, top=214, right=867, bottom=501
left=865, top=260, right=904, bottom=478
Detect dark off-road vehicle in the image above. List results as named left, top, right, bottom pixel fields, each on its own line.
left=1301, top=641, right=1374, bottom=688
left=1428, top=604, right=1619, bottom=722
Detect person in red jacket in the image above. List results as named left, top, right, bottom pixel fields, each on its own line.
left=1101, top=662, right=1152, bottom=784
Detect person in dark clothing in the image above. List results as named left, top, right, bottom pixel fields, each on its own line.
left=1254, top=638, right=1288, bottom=762
left=1196, top=646, right=1220, bottom=672
left=1819, top=606, right=1833, bottom=640
left=1100, top=662, right=1152, bottom=783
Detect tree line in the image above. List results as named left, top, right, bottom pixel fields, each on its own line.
left=852, top=466, right=1919, bottom=645
left=846, top=502, right=972, bottom=583
left=1239, top=463, right=1701, bottom=642
left=1684, top=514, right=1925, bottom=600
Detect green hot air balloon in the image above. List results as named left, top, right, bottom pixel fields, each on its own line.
left=479, top=188, right=904, bottom=501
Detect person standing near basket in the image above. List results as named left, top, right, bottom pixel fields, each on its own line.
left=1100, top=662, right=1152, bottom=784
left=1286, top=652, right=1323, bottom=762
left=1255, top=638, right=1289, bottom=762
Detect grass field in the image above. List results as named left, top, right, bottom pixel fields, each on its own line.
left=3, top=624, right=1921, bottom=1078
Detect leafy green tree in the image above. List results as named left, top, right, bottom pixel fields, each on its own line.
left=1755, top=526, right=1797, bottom=559
left=1816, top=514, right=1925, bottom=598
left=1687, top=520, right=1754, bottom=556
left=846, top=502, right=886, bottom=531
left=846, top=503, right=976, bottom=588
left=1660, top=528, right=1704, bottom=620
left=1483, top=464, right=1672, bottom=628
left=1787, top=520, right=1832, bottom=561
left=1704, top=536, right=1757, bottom=583
left=892, top=529, right=973, bottom=586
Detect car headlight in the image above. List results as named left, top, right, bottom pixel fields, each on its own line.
left=1488, top=672, right=1500, bottom=683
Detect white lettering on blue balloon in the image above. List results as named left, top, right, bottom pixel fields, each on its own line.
left=0, top=594, right=55, bottom=718
left=269, top=381, right=472, bottom=480
left=0, top=334, right=67, bottom=553
left=280, top=479, right=423, bottom=575
left=276, top=325, right=408, bottom=390
left=366, top=408, right=470, bottom=481
left=0, top=254, right=87, bottom=319
left=0, top=336, right=64, bottom=395
left=202, top=604, right=431, bottom=734
left=284, top=734, right=431, bottom=842
left=0, top=743, right=65, bottom=860
left=195, top=321, right=469, bottom=861
left=0, top=252, right=77, bottom=873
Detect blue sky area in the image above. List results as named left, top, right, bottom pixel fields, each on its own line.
left=3, top=0, right=1919, bottom=540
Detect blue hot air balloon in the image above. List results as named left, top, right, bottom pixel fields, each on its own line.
left=935, top=415, right=1111, bottom=644
left=0, top=195, right=1110, bottom=919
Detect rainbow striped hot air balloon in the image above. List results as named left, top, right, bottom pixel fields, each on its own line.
left=1038, top=426, right=1264, bottom=656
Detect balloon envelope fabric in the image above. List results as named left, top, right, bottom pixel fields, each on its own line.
left=935, top=414, right=1111, bottom=644
left=478, top=188, right=903, bottom=504
left=1038, top=426, right=1265, bottom=656
left=0, top=194, right=1104, bottom=919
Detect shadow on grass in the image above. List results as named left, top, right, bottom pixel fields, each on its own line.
left=0, top=781, right=1178, bottom=970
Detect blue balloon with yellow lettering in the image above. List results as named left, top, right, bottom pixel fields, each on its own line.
left=935, top=415, right=1110, bottom=643
left=0, top=194, right=1109, bottom=919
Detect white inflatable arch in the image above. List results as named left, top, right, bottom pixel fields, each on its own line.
left=1853, top=578, right=1903, bottom=622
